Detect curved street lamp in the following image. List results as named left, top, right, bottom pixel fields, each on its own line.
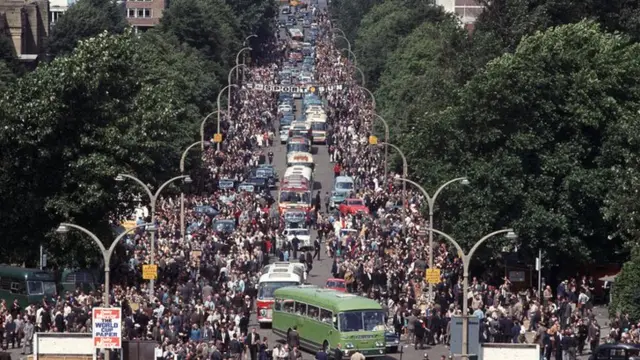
left=200, top=110, right=219, bottom=150
left=56, top=222, right=156, bottom=306
left=114, top=173, right=191, bottom=295
left=333, top=34, right=351, bottom=53
left=371, top=113, right=388, bottom=177
left=216, top=84, right=239, bottom=151
left=235, top=47, right=252, bottom=82
left=340, top=48, right=357, bottom=66
left=373, top=141, right=408, bottom=207
left=428, top=228, right=517, bottom=359
left=395, top=176, right=469, bottom=300
left=179, top=141, right=209, bottom=242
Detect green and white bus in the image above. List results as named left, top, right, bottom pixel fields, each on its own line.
left=273, top=285, right=386, bottom=358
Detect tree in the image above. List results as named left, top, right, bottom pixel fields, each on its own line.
left=224, top=0, right=277, bottom=51
left=0, top=31, right=199, bottom=266
left=374, top=20, right=468, bottom=141
left=354, top=0, right=452, bottom=89
left=328, top=0, right=384, bottom=44
left=46, top=0, right=127, bottom=58
left=159, top=0, right=242, bottom=76
left=399, top=21, right=640, bottom=268
left=610, top=247, right=640, bottom=320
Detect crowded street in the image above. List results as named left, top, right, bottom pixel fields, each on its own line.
left=0, top=1, right=624, bottom=360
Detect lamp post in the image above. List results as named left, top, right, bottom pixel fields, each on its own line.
left=180, top=141, right=209, bottom=242
left=333, top=34, right=351, bottom=53
left=56, top=222, right=156, bottom=360
left=243, top=34, right=257, bottom=82
left=426, top=228, right=518, bottom=359
left=394, top=177, right=470, bottom=301
left=235, top=47, right=252, bottom=82
left=228, top=65, right=247, bottom=118
left=115, top=173, right=192, bottom=296
left=357, top=85, right=376, bottom=109
left=331, top=27, right=347, bottom=39
left=200, top=110, right=219, bottom=150
left=372, top=141, right=407, bottom=208
left=217, top=84, right=238, bottom=151
left=340, top=48, right=357, bottom=66
left=371, top=113, right=388, bottom=179
left=348, top=65, right=366, bottom=86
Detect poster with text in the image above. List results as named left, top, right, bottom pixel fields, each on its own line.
left=92, top=307, right=122, bottom=349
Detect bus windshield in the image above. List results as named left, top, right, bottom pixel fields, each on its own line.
left=28, top=281, right=57, bottom=296
left=338, top=310, right=386, bottom=332
left=335, top=182, right=353, bottom=190
left=287, top=143, right=310, bottom=153
left=311, top=122, right=326, bottom=131
left=280, top=191, right=311, bottom=203
left=258, top=281, right=299, bottom=300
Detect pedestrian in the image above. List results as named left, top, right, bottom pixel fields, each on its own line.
left=313, top=238, right=321, bottom=260
left=21, top=317, right=34, bottom=355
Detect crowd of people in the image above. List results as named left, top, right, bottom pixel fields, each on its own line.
left=0, top=5, right=629, bottom=360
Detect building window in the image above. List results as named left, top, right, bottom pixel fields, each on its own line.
left=127, top=8, right=152, bottom=18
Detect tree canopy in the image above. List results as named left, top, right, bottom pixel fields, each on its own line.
left=353, top=0, right=453, bottom=89
left=46, top=0, right=127, bottom=58
left=393, top=21, right=640, bottom=266
left=0, top=30, right=216, bottom=266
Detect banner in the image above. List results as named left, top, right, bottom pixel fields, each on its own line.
left=92, top=307, right=122, bottom=349
left=243, top=83, right=344, bottom=93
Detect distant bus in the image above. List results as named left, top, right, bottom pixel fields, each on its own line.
left=0, top=266, right=57, bottom=307
left=287, top=151, right=314, bottom=169
left=257, top=272, right=303, bottom=327
left=273, top=286, right=386, bottom=358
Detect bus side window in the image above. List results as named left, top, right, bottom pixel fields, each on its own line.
left=283, top=300, right=295, bottom=313
left=295, top=302, right=307, bottom=316
left=307, top=305, right=319, bottom=320
left=11, top=281, right=25, bottom=294
left=274, top=299, right=282, bottom=311
left=320, top=309, right=333, bottom=326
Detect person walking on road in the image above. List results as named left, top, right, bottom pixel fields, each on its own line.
left=288, top=326, right=300, bottom=349
left=313, top=238, right=321, bottom=260
left=324, top=192, right=330, bottom=212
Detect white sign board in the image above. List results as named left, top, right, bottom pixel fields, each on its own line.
left=243, top=83, right=344, bottom=93
left=92, top=307, right=122, bottom=349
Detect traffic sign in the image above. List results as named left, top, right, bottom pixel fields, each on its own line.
left=213, top=133, right=223, bottom=143
left=142, top=264, right=158, bottom=280
left=309, top=86, right=316, bottom=93
left=368, top=135, right=378, bottom=145
left=425, top=268, right=441, bottom=284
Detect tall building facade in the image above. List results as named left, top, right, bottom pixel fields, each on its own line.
left=0, top=0, right=49, bottom=62
left=125, top=0, right=165, bottom=32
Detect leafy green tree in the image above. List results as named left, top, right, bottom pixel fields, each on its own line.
left=0, top=31, right=198, bottom=266
left=610, top=247, right=640, bottom=320
left=354, top=0, right=452, bottom=88
left=328, top=0, right=384, bottom=44
left=400, top=21, right=640, bottom=267
left=224, top=0, right=277, bottom=48
left=159, top=0, right=242, bottom=75
left=0, top=61, right=15, bottom=92
left=374, top=20, right=468, bottom=140
left=46, top=0, right=127, bottom=58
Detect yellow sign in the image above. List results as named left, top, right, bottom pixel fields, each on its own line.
left=121, top=220, right=136, bottom=230
left=142, top=264, right=158, bottom=280
left=425, top=268, right=441, bottom=284
left=309, top=86, right=316, bottom=93
left=213, top=133, right=223, bottom=143
left=368, top=135, right=378, bottom=145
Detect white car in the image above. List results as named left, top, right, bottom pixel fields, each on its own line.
left=278, top=104, right=293, bottom=113
left=283, top=228, right=311, bottom=249
left=280, top=129, right=290, bottom=144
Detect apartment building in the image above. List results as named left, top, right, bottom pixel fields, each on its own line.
left=125, top=0, right=166, bottom=32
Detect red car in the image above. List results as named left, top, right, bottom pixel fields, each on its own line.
left=325, top=278, right=347, bottom=292
left=338, top=198, right=370, bottom=215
